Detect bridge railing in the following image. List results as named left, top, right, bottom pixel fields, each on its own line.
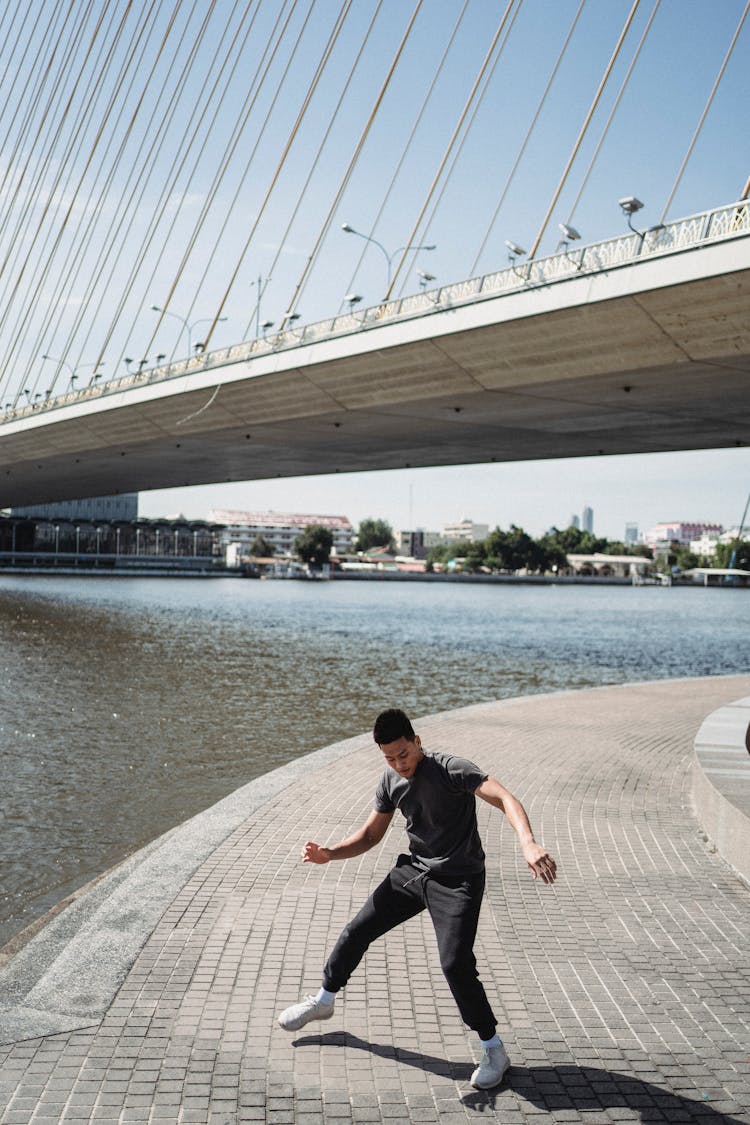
left=4, top=198, right=749, bottom=425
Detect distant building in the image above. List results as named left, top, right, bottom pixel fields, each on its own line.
left=210, top=510, right=354, bottom=557
left=624, top=522, right=638, bottom=545
left=397, top=529, right=442, bottom=558
left=689, top=531, right=721, bottom=558
left=644, top=521, right=722, bottom=549
left=11, top=494, right=138, bottom=521
left=443, top=518, right=488, bottom=543
left=582, top=506, right=594, bottom=534
left=569, top=514, right=580, bottom=530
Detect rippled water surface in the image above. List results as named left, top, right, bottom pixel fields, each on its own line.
left=1, top=574, right=747, bottom=944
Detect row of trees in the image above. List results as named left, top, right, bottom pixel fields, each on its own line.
left=268, top=518, right=749, bottom=574
left=425, top=525, right=651, bottom=574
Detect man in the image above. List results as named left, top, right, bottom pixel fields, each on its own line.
left=278, top=707, right=557, bottom=1089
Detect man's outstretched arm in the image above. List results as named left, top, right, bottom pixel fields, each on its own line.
left=476, top=776, right=557, bottom=884
left=302, top=809, right=393, bottom=864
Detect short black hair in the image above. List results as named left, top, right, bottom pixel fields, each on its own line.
left=373, top=708, right=415, bottom=746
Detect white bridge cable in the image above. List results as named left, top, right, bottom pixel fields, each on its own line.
left=0, top=0, right=128, bottom=404
left=341, top=0, right=473, bottom=304
left=147, top=0, right=311, bottom=357
left=279, top=0, right=424, bottom=331
left=563, top=0, right=661, bottom=231
left=395, top=0, right=524, bottom=299
left=468, top=0, right=586, bottom=277
left=250, top=0, right=384, bottom=335
left=183, top=0, right=352, bottom=353
left=527, top=0, right=642, bottom=261
left=0, top=0, right=101, bottom=314
left=0, top=1, right=70, bottom=230
left=659, top=0, right=750, bottom=224
left=5, top=0, right=178, bottom=404
left=385, top=0, right=519, bottom=301
left=42, top=0, right=221, bottom=381
left=70, top=0, right=247, bottom=373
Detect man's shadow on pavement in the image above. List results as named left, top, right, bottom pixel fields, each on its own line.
left=295, top=1033, right=745, bottom=1122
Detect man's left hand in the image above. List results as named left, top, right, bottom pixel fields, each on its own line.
left=522, top=841, right=557, bottom=884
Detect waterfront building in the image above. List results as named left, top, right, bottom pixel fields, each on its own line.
left=397, top=529, right=442, bottom=558
left=690, top=531, right=721, bottom=558
left=582, top=506, right=594, bottom=534
left=11, top=494, right=138, bottom=521
left=442, top=518, right=489, bottom=543
left=210, top=510, right=354, bottom=557
left=644, top=521, right=723, bottom=549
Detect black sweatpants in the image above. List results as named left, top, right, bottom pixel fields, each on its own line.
left=322, top=854, right=497, bottom=1040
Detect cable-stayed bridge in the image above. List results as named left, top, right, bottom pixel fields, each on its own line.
left=0, top=2, right=748, bottom=506
left=2, top=200, right=748, bottom=507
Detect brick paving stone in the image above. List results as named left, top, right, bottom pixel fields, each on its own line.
left=2, top=678, right=750, bottom=1123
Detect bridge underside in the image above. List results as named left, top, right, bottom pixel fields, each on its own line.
left=2, top=256, right=749, bottom=508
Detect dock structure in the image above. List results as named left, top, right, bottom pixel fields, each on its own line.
left=1, top=675, right=749, bottom=1123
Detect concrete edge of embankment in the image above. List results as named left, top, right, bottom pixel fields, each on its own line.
left=692, top=694, right=750, bottom=888
left=0, top=727, right=375, bottom=1046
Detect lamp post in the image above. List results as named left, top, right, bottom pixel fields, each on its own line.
left=150, top=307, right=227, bottom=357
left=341, top=223, right=435, bottom=294
left=250, top=276, right=271, bottom=338
left=41, top=355, right=103, bottom=391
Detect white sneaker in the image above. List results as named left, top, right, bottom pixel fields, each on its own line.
left=470, top=1042, right=510, bottom=1089
left=277, top=994, right=335, bottom=1032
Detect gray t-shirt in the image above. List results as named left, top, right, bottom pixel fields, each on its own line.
left=374, top=750, right=488, bottom=876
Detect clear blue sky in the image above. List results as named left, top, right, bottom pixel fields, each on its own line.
left=3, top=1, right=748, bottom=538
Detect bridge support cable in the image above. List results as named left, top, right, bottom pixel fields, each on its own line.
left=10, top=0, right=197, bottom=404
left=102, top=0, right=292, bottom=370
left=384, top=0, right=519, bottom=302
left=341, top=0, right=472, bottom=304
left=259, top=1, right=388, bottom=333
left=280, top=1, right=424, bottom=333
left=0, top=0, right=162, bottom=406
left=527, top=0, right=641, bottom=261
left=659, top=0, right=750, bottom=225
left=563, top=0, right=661, bottom=237
left=197, top=0, right=358, bottom=351
left=56, top=0, right=235, bottom=375
left=469, top=0, right=586, bottom=278
left=392, top=0, right=525, bottom=300
left=0, top=0, right=117, bottom=405
left=150, top=0, right=317, bottom=358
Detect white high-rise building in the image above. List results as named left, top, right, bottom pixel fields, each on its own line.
left=582, top=506, right=594, bottom=534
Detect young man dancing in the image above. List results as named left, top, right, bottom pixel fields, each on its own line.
left=278, top=707, right=557, bottom=1089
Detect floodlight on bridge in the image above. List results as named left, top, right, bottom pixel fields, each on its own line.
left=504, top=240, right=526, bottom=259
left=619, top=195, right=645, bottom=237
left=558, top=223, right=581, bottom=242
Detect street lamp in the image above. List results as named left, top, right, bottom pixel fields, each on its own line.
left=341, top=223, right=436, bottom=293
left=150, top=306, right=227, bottom=357
left=42, top=354, right=103, bottom=391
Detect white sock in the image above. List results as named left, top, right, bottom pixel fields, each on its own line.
left=480, top=1033, right=501, bottom=1049
left=316, top=987, right=336, bottom=1005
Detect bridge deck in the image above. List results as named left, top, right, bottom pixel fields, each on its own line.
left=1, top=675, right=749, bottom=1122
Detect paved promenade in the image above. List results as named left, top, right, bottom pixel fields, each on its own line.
left=1, top=675, right=749, bottom=1124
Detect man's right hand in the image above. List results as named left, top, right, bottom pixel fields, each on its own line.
left=302, top=841, right=330, bottom=864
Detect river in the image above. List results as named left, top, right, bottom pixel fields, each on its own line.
left=1, top=574, right=747, bottom=946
